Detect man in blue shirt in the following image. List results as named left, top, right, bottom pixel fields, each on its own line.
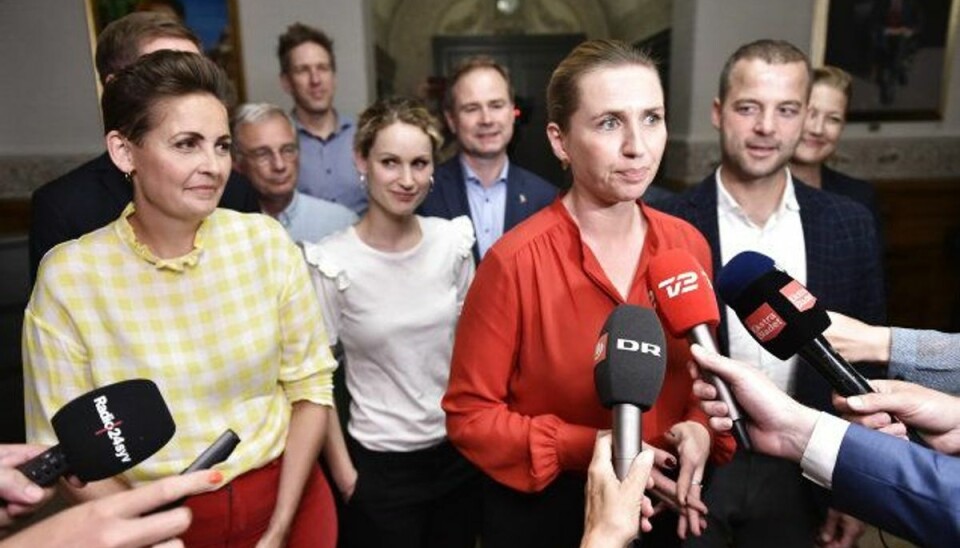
left=232, top=103, right=356, bottom=243
left=418, top=56, right=556, bottom=263
left=277, top=23, right=366, bottom=214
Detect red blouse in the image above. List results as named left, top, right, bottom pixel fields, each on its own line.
left=443, top=200, right=735, bottom=492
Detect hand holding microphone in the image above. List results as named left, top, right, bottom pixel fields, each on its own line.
left=716, top=251, right=928, bottom=446
left=646, top=249, right=753, bottom=452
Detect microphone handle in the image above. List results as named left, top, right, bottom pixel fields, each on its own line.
left=613, top=404, right=642, bottom=547
left=800, top=337, right=929, bottom=448
left=613, top=404, right=641, bottom=480
left=689, top=326, right=753, bottom=452
left=16, top=445, right=69, bottom=487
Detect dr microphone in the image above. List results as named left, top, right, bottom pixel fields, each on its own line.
left=646, top=249, right=752, bottom=452
left=19, top=379, right=176, bottom=487
left=593, top=305, right=667, bottom=480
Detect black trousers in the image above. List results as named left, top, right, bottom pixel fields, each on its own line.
left=339, top=436, right=482, bottom=548
left=682, top=451, right=827, bottom=548
left=481, top=472, right=682, bottom=548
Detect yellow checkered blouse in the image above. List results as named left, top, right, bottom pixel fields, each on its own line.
left=23, top=204, right=335, bottom=486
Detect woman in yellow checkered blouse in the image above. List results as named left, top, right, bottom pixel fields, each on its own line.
left=23, top=51, right=338, bottom=547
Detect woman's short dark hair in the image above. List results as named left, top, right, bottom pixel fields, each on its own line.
left=547, top=39, right=658, bottom=133
left=102, top=50, right=233, bottom=145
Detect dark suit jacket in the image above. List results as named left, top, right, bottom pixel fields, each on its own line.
left=833, top=424, right=960, bottom=547
left=660, top=173, right=886, bottom=412
left=29, top=152, right=259, bottom=281
left=820, top=166, right=885, bottom=255
left=417, top=156, right=557, bottom=263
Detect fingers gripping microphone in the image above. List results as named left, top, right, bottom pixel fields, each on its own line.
left=593, top=305, right=667, bottom=480
left=19, top=379, right=176, bottom=487
left=716, top=251, right=873, bottom=396
left=646, top=249, right=753, bottom=452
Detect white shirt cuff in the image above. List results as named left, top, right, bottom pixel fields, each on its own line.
left=800, top=412, right=850, bottom=490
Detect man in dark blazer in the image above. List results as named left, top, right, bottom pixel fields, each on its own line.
left=660, top=40, right=885, bottom=548
left=29, top=13, right=258, bottom=281
left=418, top=56, right=556, bottom=263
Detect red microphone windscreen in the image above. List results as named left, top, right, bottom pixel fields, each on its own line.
left=646, top=249, right=719, bottom=337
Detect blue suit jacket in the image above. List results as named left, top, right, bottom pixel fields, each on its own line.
left=660, top=173, right=887, bottom=412
left=833, top=424, right=960, bottom=546
left=418, top=156, right=557, bottom=263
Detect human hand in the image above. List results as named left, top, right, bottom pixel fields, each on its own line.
left=689, top=344, right=819, bottom=462
left=0, top=444, right=56, bottom=531
left=832, top=380, right=960, bottom=455
left=1, top=469, right=223, bottom=548
left=581, top=433, right=655, bottom=548
left=664, top=421, right=710, bottom=538
left=334, top=465, right=358, bottom=502
left=824, top=311, right=891, bottom=364
left=255, top=526, right=288, bottom=548
left=817, top=509, right=866, bottom=548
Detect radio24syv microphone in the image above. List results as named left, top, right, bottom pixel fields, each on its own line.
left=646, top=248, right=752, bottom=452
left=19, top=379, right=176, bottom=487
left=593, top=305, right=667, bottom=480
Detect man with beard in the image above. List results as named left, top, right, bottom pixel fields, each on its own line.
left=278, top=23, right=366, bottom=215
left=660, top=40, right=885, bottom=548
left=418, top=56, right=556, bottom=263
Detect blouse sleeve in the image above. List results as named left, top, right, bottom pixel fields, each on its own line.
left=442, top=249, right=592, bottom=492
left=301, top=241, right=346, bottom=346
left=22, top=265, right=95, bottom=447
left=276, top=239, right=336, bottom=406
left=450, top=216, right=476, bottom=312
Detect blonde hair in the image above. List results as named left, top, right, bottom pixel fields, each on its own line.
left=354, top=96, right=444, bottom=158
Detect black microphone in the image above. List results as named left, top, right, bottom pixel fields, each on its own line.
left=716, top=252, right=873, bottom=395
left=647, top=249, right=752, bottom=452
left=19, top=379, right=176, bottom=487
left=717, top=251, right=928, bottom=446
left=593, top=305, right=667, bottom=480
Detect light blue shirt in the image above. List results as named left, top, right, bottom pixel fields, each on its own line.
left=278, top=191, right=357, bottom=243
left=295, top=113, right=368, bottom=215
left=462, top=159, right=508, bottom=258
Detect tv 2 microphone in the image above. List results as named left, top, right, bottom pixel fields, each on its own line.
left=18, top=379, right=175, bottom=487
left=647, top=248, right=753, bottom=452
left=593, top=305, right=667, bottom=480
left=718, top=251, right=928, bottom=446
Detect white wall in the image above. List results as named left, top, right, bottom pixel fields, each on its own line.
left=0, top=0, right=102, bottom=156
left=237, top=0, right=374, bottom=119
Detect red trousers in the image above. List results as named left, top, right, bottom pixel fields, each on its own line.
left=181, top=458, right=337, bottom=547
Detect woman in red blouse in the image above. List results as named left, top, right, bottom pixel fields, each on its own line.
left=442, top=40, right=735, bottom=547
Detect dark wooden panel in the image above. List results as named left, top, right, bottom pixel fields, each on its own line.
left=876, top=178, right=960, bottom=330
left=0, top=199, right=30, bottom=236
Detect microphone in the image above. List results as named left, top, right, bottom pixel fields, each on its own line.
left=646, top=249, right=753, bottom=452
left=717, top=251, right=929, bottom=447
left=716, top=251, right=873, bottom=395
left=19, top=379, right=176, bottom=487
left=593, top=305, right=667, bottom=480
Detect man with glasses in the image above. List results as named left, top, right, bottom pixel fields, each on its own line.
left=232, top=103, right=356, bottom=242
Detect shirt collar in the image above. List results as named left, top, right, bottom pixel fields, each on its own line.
left=715, top=166, right=800, bottom=221
left=461, top=156, right=509, bottom=187
left=292, top=110, right=353, bottom=139
left=115, top=202, right=206, bottom=272
left=274, top=192, right=300, bottom=228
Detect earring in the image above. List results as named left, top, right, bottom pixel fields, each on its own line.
left=429, top=175, right=435, bottom=191
left=358, top=173, right=367, bottom=189
left=123, top=171, right=134, bottom=183
left=560, top=159, right=569, bottom=171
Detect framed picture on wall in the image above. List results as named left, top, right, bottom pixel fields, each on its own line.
left=811, top=0, right=958, bottom=121
left=85, top=0, right=245, bottom=102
